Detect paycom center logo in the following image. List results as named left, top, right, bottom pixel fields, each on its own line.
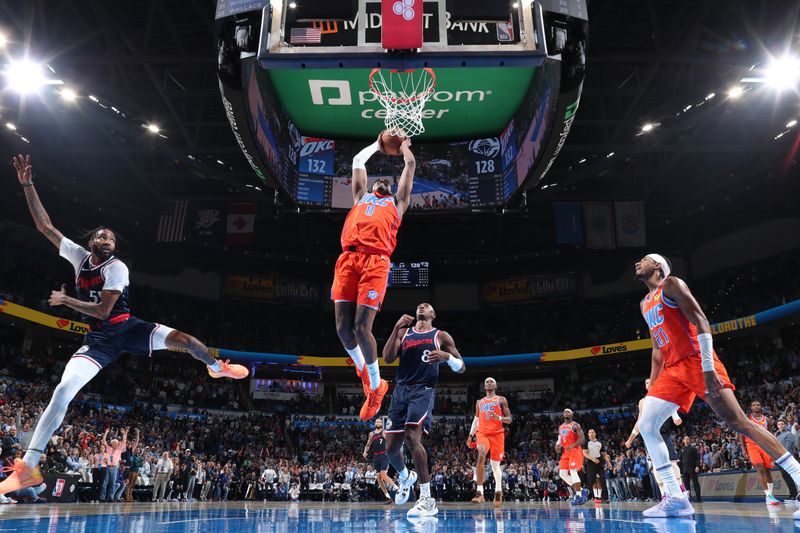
left=308, top=79, right=493, bottom=120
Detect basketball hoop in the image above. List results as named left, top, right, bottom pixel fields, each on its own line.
left=368, top=68, right=436, bottom=138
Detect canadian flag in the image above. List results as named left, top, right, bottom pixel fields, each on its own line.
left=226, top=203, right=256, bottom=246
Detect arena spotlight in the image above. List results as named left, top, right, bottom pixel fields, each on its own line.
left=705, top=92, right=716, bottom=100
left=60, top=87, right=77, bottom=102
left=788, top=120, right=798, bottom=128
left=5, top=122, right=16, bottom=130
left=764, top=55, right=800, bottom=90
left=4, top=59, right=62, bottom=94
left=727, top=86, right=744, bottom=99
left=0, top=34, right=7, bottom=48
left=145, top=123, right=160, bottom=134
left=641, top=123, right=656, bottom=133
left=289, top=2, right=296, bottom=7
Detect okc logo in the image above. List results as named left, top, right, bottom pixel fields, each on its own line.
left=393, top=0, right=415, bottom=21
left=368, top=290, right=379, bottom=300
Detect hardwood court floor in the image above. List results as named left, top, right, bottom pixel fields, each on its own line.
left=0, top=500, right=795, bottom=532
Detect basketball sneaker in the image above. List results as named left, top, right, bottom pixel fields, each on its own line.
left=407, top=496, right=438, bottom=517
left=406, top=515, right=439, bottom=533
left=395, top=470, right=418, bottom=505
left=355, top=366, right=370, bottom=396
left=207, top=359, right=249, bottom=380
left=643, top=493, right=695, bottom=518
left=493, top=491, right=503, bottom=508
left=359, top=379, right=389, bottom=421
left=470, top=493, right=485, bottom=503
left=766, top=493, right=782, bottom=505
left=0, top=459, right=43, bottom=495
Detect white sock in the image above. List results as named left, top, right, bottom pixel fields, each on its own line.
left=366, top=361, right=381, bottom=390
left=208, top=360, right=222, bottom=372
left=420, top=482, right=431, bottom=499
left=765, top=489, right=771, bottom=496
left=767, top=482, right=774, bottom=494
left=776, top=453, right=800, bottom=486
left=477, top=485, right=484, bottom=494
left=346, top=346, right=365, bottom=372
left=654, top=463, right=682, bottom=497
left=594, top=488, right=601, bottom=498
left=23, top=356, right=99, bottom=468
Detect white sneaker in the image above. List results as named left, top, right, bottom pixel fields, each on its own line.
left=407, top=496, right=438, bottom=517
left=395, top=471, right=418, bottom=505
left=407, top=515, right=439, bottom=532
left=793, top=506, right=800, bottom=520
left=0, top=495, right=16, bottom=504
left=643, top=494, right=695, bottom=518
left=766, top=493, right=782, bottom=505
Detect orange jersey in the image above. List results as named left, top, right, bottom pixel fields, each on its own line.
left=744, top=414, right=768, bottom=447
left=477, top=396, right=504, bottom=435
left=641, top=281, right=705, bottom=367
left=340, top=192, right=401, bottom=256
left=558, top=422, right=580, bottom=450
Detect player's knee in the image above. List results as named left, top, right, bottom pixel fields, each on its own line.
left=335, top=321, right=355, bottom=343
left=353, top=319, right=372, bottom=340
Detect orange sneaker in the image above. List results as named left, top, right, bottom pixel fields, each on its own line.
left=208, top=359, right=249, bottom=380
left=355, top=366, right=370, bottom=396
left=0, top=459, right=43, bottom=495
left=359, top=379, right=389, bottom=421
left=494, top=492, right=503, bottom=508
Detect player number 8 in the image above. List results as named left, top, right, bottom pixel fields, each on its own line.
left=421, top=350, right=431, bottom=363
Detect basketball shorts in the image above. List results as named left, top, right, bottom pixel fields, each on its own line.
left=331, top=251, right=391, bottom=310
left=476, top=431, right=505, bottom=462
left=746, top=443, right=773, bottom=468
left=386, top=383, right=434, bottom=435
left=559, top=448, right=584, bottom=471
left=74, top=316, right=174, bottom=370
left=647, top=353, right=734, bottom=413
left=373, top=453, right=390, bottom=472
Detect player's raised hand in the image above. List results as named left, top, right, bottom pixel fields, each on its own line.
left=12, top=154, right=32, bottom=186
left=400, top=138, right=413, bottom=155
left=395, top=314, right=414, bottom=329
left=49, top=284, right=68, bottom=306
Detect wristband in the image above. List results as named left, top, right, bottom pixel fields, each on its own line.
left=446, top=356, right=463, bottom=372
left=697, top=333, right=714, bottom=372
left=22, top=182, right=34, bottom=188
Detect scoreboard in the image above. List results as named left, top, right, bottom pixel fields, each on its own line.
left=389, top=262, right=430, bottom=288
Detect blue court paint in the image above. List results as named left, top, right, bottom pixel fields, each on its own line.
left=0, top=502, right=796, bottom=532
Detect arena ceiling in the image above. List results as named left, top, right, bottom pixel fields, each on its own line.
left=0, top=0, right=798, bottom=265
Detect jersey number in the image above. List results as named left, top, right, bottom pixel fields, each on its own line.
left=89, top=290, right=101, bottom=304
left=365, top=205, right=376, bottom=217
left=652, top=327, right=669, bottom=348
left=420, top=349, right=432, bottom=363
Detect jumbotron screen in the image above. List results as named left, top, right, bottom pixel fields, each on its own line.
left=388, top=262, right=430, bottom=288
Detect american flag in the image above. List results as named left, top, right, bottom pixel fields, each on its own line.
left=156, top=200, right=189, bottom=242
left=290, top=27, right=322, bottom=44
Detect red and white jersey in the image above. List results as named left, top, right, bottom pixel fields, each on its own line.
left=558, top=422, right=580, bottom=450
left=641, top=280, right=707, bottom=368
left=340, top=192, right=401, bottom=256
left=477, top=396, right=504, bottom=435
left=744, top=414, right=768, bottom=448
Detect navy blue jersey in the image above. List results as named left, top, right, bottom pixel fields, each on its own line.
left=369, top=432, right=386, bottom=455
left=60, top=238, right=131, bottom=331
left=396, top=327, right=441, bottom=387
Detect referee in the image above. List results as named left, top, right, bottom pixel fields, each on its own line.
left=583, top=429, right=607, bottom=502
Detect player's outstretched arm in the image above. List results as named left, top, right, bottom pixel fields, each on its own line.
left=13, top=154, right=64, bottom=248
left=425, top=331, right=465, bottom=373
left=382, top=314, right=414, bottom=364
left=351, top=132, right=383, bottom=203
left=394, top=139, right=416, bottom=217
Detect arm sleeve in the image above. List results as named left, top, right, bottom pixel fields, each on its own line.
left=102, top=261, right=129, bottom=292
left=59, top=237, right=89, bottom=274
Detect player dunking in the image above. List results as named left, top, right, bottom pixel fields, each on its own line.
left=740, top=401, right=782, bottom=505
left=556, top=408, right=588, bottom=505
left=332, top=132, right=415, bottom=421
left=0, top=155, right=248, bottom=495
left=634, top=253, right=800, bottom=518
left=362, top=418, right=398, bottom=503
left=468, top=377, right=511, bottom=507
left=382, top=303, right=465, bottom=517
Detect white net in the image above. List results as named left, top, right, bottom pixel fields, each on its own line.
left=369, top=68, right=436, bottom=137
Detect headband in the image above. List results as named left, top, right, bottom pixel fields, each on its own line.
left=646, top=253, right=671, bottom=278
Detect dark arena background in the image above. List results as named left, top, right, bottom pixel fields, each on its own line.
left=0, top=0, right=799, bottom=531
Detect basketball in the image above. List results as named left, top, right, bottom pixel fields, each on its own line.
left=380, top=130, right=406, bottom=156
